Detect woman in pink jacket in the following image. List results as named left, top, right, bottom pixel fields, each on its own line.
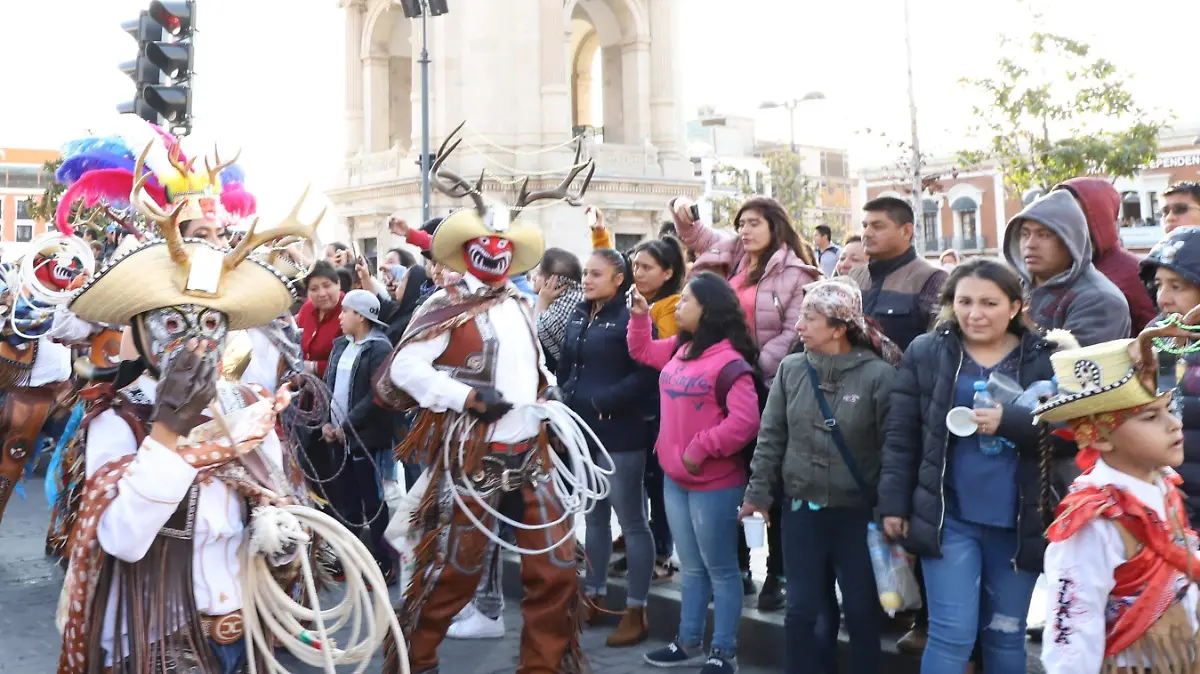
left=670, top=194, right=821, bottom=610
left=628, top=272, right=762, bottom=674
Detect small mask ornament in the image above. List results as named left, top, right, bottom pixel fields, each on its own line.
left=136, top=303, right=229, bottom=374
left=33, top=254, right=81, bottom=292
left=463, top=236, right=513, bottom=282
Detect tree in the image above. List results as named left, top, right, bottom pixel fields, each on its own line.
left=709, top=150, right=819, bottom=236
left=957, top=29, right=1168, bottom=197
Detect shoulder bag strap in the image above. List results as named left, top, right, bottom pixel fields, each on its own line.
left=804, top=358, right=877, bottom=507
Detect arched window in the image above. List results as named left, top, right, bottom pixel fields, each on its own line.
left=951, top=196, right=980, bottom=248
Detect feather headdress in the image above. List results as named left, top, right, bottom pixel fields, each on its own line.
left=54, top=114, right=256, bottom=235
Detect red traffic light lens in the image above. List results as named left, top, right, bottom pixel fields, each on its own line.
left=149, top=1, right=193, bottom=36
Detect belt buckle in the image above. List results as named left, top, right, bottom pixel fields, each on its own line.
left=499, top=468, right=522, bottom=492
left=210, top=612, right=244, bottom=646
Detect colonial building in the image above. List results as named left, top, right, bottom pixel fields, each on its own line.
left=858, top=125, right=1200, bottom=258
left=327, top=0, right=701, bottom=261
left=0, top=149, right=58, bottom=248
left=685, top=112, right=855, bottom=236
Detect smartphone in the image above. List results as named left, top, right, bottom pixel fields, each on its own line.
left=688, top=204, right=701, bottom=222
left=625, top=286, right=634, bottom=308
left=587, top=208, right=598, bottom=228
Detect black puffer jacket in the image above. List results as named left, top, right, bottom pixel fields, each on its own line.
left=558, top=296, right=659, bottom=453
left=877, top=325, right=1075, bottom=572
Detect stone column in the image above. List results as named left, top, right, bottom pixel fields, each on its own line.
left=648, top=0, right=682, bottom=161
left=364, top=52, right=391, bottom=152
left=539, top=0, right=572, bottom=145
left=342, top=0, right=366, bottom=156
left=620, top=38, right=651, bottom=147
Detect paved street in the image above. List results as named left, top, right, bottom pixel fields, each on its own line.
left=0, top=478, right=773, bottom=673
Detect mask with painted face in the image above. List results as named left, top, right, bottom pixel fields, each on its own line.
left=133, top=303, right=229, bottom=375
left=463, top=235, right=513, bottom=283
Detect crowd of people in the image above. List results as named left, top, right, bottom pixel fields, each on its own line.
left=36, top=114, right=1200, bottom=674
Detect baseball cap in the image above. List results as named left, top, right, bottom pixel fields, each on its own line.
left=341, top=289, right=388, bottom=328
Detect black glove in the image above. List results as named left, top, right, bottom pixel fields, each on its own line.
left=468, top=386, right=513, bottom=424
left=539, top=386, right=564, bottom=403
left=150, top=346, right=218, bottom=437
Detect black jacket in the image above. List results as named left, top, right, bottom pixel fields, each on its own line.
left=557, top=296, right=658, bottom=453
left=877, top=326, right=1075, bottom=572
left=378, top=266, right=429, bottom=344
left=322, top=331, right=395, bottom=452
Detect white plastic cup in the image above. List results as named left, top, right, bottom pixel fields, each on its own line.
left=945, top=406, right=978, bottom=438
left=742, top=513, right=766, bottom=549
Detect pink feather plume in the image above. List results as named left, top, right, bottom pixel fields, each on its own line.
left=54, top=169, right=166, bottom=235
left=221, top=185, right=257, bottom=218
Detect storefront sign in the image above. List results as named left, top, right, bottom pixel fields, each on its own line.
left=1144, top=153, right=1200, bottom=170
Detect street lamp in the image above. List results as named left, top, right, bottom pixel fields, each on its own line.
left=400, top=0, right=450, bottom=223
left=759, top=91, right=826, bottom=154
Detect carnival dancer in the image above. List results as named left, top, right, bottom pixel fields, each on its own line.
left=377, top=124, right=603, bottom=674
left=1038, top=331, right=1200, bottom=673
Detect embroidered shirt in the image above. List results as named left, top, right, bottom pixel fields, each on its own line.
left=1041, top=458, right=1200, bottom=673
left=87, top=375, right=284, bottom=663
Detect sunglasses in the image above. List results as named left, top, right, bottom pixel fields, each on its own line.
left=1161, top=204, right=1200, bottom=217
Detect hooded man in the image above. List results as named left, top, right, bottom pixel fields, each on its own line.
left=1002, top=190, right=1130, bottom=346
left=1052, top=177, right=1158, bottom=332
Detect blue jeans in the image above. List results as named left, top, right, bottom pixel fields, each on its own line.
left=211, top=639, right=246, bottom=674
left=584, top=450, right=654, bottom=606
left=782, top=504, right=879, bottom=674
left=662, top=476, right=744, bottom=654
left=920, top=512, right=1038, bottom=674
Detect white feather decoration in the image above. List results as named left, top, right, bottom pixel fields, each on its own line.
left=111, top=114, right=175, bottom=180
left=1045, top=329, right=1080, bottom=352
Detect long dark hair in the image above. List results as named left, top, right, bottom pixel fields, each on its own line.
left=630, top=235, right=687, bottom=301
left=676, top=272, right=759, bottom=367
left=734, top=196, right=815, bottom=284
left=936, top=258, right=1036, bottom=335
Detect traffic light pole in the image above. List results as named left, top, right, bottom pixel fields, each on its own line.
left=419, top=8, right=431, bottom=224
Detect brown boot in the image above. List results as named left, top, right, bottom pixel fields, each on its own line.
left=606, top=606, right=649, bottom=647
left=896, top=624, right=928, bottom=654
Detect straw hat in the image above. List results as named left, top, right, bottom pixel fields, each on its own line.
left=429, top=207, right=545, bottom=276
left=68, top=238, right=297, bottom=331
left=69, top=188, right=322, bottom=331
left=1033, top=338, right=1163, bottom=423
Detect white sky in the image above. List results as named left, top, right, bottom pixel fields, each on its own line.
left=0, top=0, right=1196, bottom=221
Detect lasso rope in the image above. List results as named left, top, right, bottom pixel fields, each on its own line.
left=0, top=232, right=96, bottom=341
left=242, top=505, right=409, bottom=674
left=442, top=400, right=613, bottom=556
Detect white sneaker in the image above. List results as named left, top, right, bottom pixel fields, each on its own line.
left=451, top=602, right=475, bottom=624
left=446, top=607, right=505, bottom=639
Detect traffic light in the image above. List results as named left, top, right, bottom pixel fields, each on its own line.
left=399, top=0, right=449, bottom=18
left=117, top=1, right=196, bottom=135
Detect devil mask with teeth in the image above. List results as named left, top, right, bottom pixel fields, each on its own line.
left=463, top=236, right=513, bottom=283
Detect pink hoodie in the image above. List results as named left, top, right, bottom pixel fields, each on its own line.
left=627, top=312, right=760, bottom=491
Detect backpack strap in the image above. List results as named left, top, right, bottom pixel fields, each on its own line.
left=715, top=359, right=754, bottom=416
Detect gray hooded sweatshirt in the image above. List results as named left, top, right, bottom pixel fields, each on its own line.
left=1002, top=190, right=1130, bottom=346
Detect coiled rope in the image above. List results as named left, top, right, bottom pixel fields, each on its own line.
left=443, top=400, right=614, bottom=556
left=242, top=505, right=408, bottom=674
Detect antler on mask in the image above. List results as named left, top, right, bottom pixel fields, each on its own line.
left=429, top=121, right=488, bottom=217
left=510, top=138, right=596, bottom=220
left=132, top=142, right=188, bottom=264
left=224, top=185, right=325, bottom=271
left=205, top=145, right=242, bottom=189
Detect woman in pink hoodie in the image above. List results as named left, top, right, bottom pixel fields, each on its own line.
left=628, top=272, right=762, bottom=674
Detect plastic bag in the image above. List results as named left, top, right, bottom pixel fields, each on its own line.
left=867, top=523, right=922, bottom=616
left=986, top=372, right=1023, bottom=406
left=1014, top=379, right=1057, bottom=410
left=383, top=469, right=431, bottom=592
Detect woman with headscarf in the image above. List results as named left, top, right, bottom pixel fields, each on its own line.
left=378, top=264, right=430, bottom=344
left=739, top=276, right=901, bottom=674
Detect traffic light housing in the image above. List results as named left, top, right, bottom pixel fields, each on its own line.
left=117, top=1, right=196, bottom=135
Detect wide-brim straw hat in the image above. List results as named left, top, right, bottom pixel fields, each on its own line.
left=430, top=207, right=544, bottom=276
left=1033, top=338, right=1162, bottom=423
left=69, top=238, right=297, bottom=331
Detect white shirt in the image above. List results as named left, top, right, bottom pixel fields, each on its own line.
left=88, top=375, right=285, bottom=663
left=30, top=336, right=71, bottom=386
left=389, top=274, right=554, bottom=443
left=1041, top=458, right=1200, bottom=673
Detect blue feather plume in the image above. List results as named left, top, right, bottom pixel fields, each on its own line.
left=56, top=151, right=137, bottom=185
left=219, top=163, right=246, bottom=187
left=60, top=137, right=133, bottom=161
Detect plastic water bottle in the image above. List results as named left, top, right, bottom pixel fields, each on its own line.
left=973, top=380, right=1002, bottom=456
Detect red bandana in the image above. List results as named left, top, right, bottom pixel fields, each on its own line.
left=1048, top=474, right=1198, bottom=657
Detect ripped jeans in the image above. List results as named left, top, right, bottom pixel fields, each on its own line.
left=920, top=512, right=1038, bottom=674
